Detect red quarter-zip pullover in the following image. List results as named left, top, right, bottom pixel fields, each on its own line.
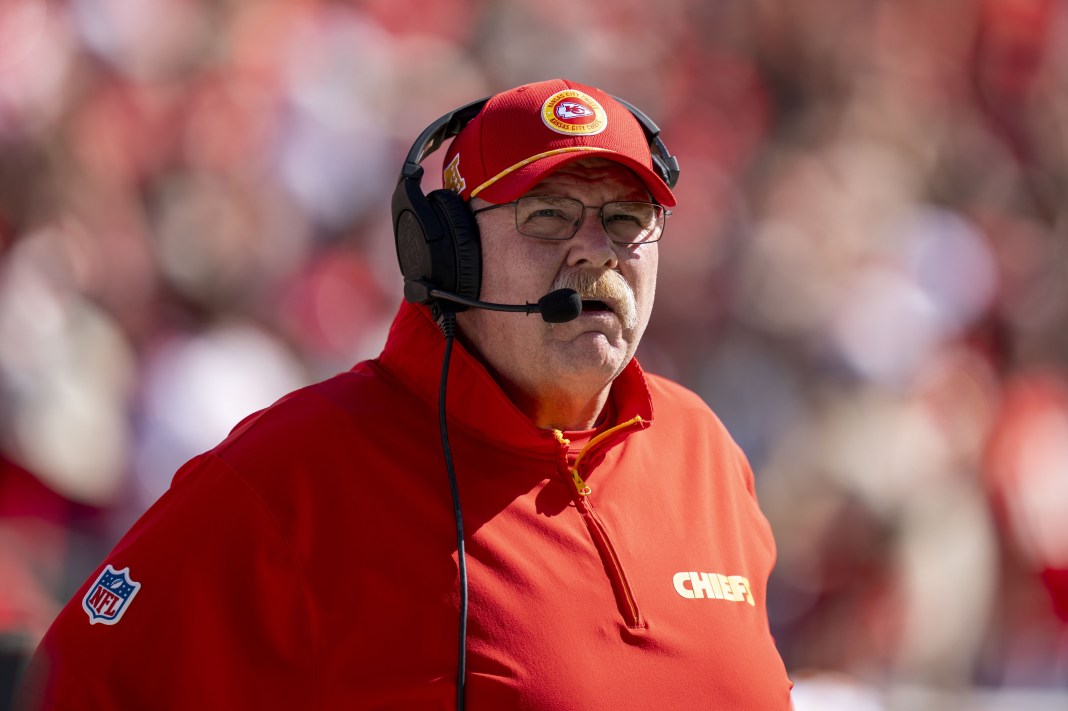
left=19, top=302, right=792, bottom=709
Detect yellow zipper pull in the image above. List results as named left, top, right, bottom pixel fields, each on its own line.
left=570, top=468, right=592, bottom=496
left=556, top=429, right=590, bottom=495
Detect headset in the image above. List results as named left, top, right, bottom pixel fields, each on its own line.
left=389, top=91, right=679, bottom=710
left=391, top=94, right=681, bottom=312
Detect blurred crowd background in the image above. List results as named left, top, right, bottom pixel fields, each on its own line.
left=1, top=0, right=1068, bottom=708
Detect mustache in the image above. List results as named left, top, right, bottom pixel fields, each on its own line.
left=551, top=270, right=638, bottom=329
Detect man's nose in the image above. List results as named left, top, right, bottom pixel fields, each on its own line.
left=566, top=209, right=618, bottom=269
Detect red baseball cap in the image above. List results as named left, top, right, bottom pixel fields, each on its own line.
left=441, top=79, right=677, bottom=207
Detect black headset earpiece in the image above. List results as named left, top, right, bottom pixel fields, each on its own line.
left=392, top=98, right=488, bottom=311
left=391, top=93, right=680, bottom=309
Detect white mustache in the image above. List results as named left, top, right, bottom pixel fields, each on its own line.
left=551, top=270, right=638, bottom=329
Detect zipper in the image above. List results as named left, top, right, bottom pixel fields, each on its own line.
left=577, top=497, right=643, bottom=627
left=553, top=417, right=646, bottom=628
left=555, top=415, right=643, bottom=498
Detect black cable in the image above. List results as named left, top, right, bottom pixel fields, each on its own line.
left=437, top=310, right=468, bottom=710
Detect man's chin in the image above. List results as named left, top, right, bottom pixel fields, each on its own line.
left=550, top=335, right=631, bottom=375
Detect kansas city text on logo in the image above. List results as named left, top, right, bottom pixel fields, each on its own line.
left=541, top=90, right=607, bottom=136
left=82, top=564, right=142, bottom=625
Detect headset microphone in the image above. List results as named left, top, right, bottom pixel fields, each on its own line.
left=404, top=281, right=583, bottom=324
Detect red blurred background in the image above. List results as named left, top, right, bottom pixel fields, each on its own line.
left=1, top=1, right=1066, bottom=708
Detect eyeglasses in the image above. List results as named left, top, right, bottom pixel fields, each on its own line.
left=471, top=196, right=670, bottom=245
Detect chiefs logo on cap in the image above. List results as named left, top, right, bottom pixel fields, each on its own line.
left=541, top=90, right=607, bottom=136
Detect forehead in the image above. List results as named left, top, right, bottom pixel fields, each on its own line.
left=524, top=158, right=651, bottom=201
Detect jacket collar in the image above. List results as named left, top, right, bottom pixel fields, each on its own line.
left=375, top=302, right=654, bottom=454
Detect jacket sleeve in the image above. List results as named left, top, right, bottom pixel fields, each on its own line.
left=16, top=453, right=315, bottom=710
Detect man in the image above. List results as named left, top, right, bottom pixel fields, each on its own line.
left=18, top=79, right=792, bottom=709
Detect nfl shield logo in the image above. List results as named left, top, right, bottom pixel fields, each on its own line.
left=82, top=565, right=141, bottom=625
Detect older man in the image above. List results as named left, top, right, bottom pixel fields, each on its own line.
left=19, top=79, right=791, bottom=710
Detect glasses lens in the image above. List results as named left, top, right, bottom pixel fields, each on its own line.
left=515, top=197, right=583, bottom=240
left=603, top=202, right=664, bottom=243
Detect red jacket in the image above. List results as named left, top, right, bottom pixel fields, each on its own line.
left=20, top=302, right=792, bottom=709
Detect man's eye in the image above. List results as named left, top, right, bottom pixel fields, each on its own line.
left=529, top=209, right=571, bottom=220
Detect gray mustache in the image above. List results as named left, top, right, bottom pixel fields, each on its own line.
left=551, top=270, right=638, bottom=329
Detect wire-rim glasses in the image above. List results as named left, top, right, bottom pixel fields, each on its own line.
left=471, top=196, right=669, bottom=245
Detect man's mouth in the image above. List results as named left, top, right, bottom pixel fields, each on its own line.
left=549, top=269, right=637, bottom=328
left=581, top=299, right=613, bottom=314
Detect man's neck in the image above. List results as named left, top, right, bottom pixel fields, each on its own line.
left=454, top=326, right=618, bottom=431
left=505, top=383, right=612, bottom=432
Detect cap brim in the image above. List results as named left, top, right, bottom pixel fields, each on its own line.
left=471, top=150, right=677, bottom=207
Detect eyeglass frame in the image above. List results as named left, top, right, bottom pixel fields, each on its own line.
left=470, top=196, right=671, bottom=245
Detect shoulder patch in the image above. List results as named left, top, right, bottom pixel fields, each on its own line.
left=82, top=564, right=142, bottom=625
